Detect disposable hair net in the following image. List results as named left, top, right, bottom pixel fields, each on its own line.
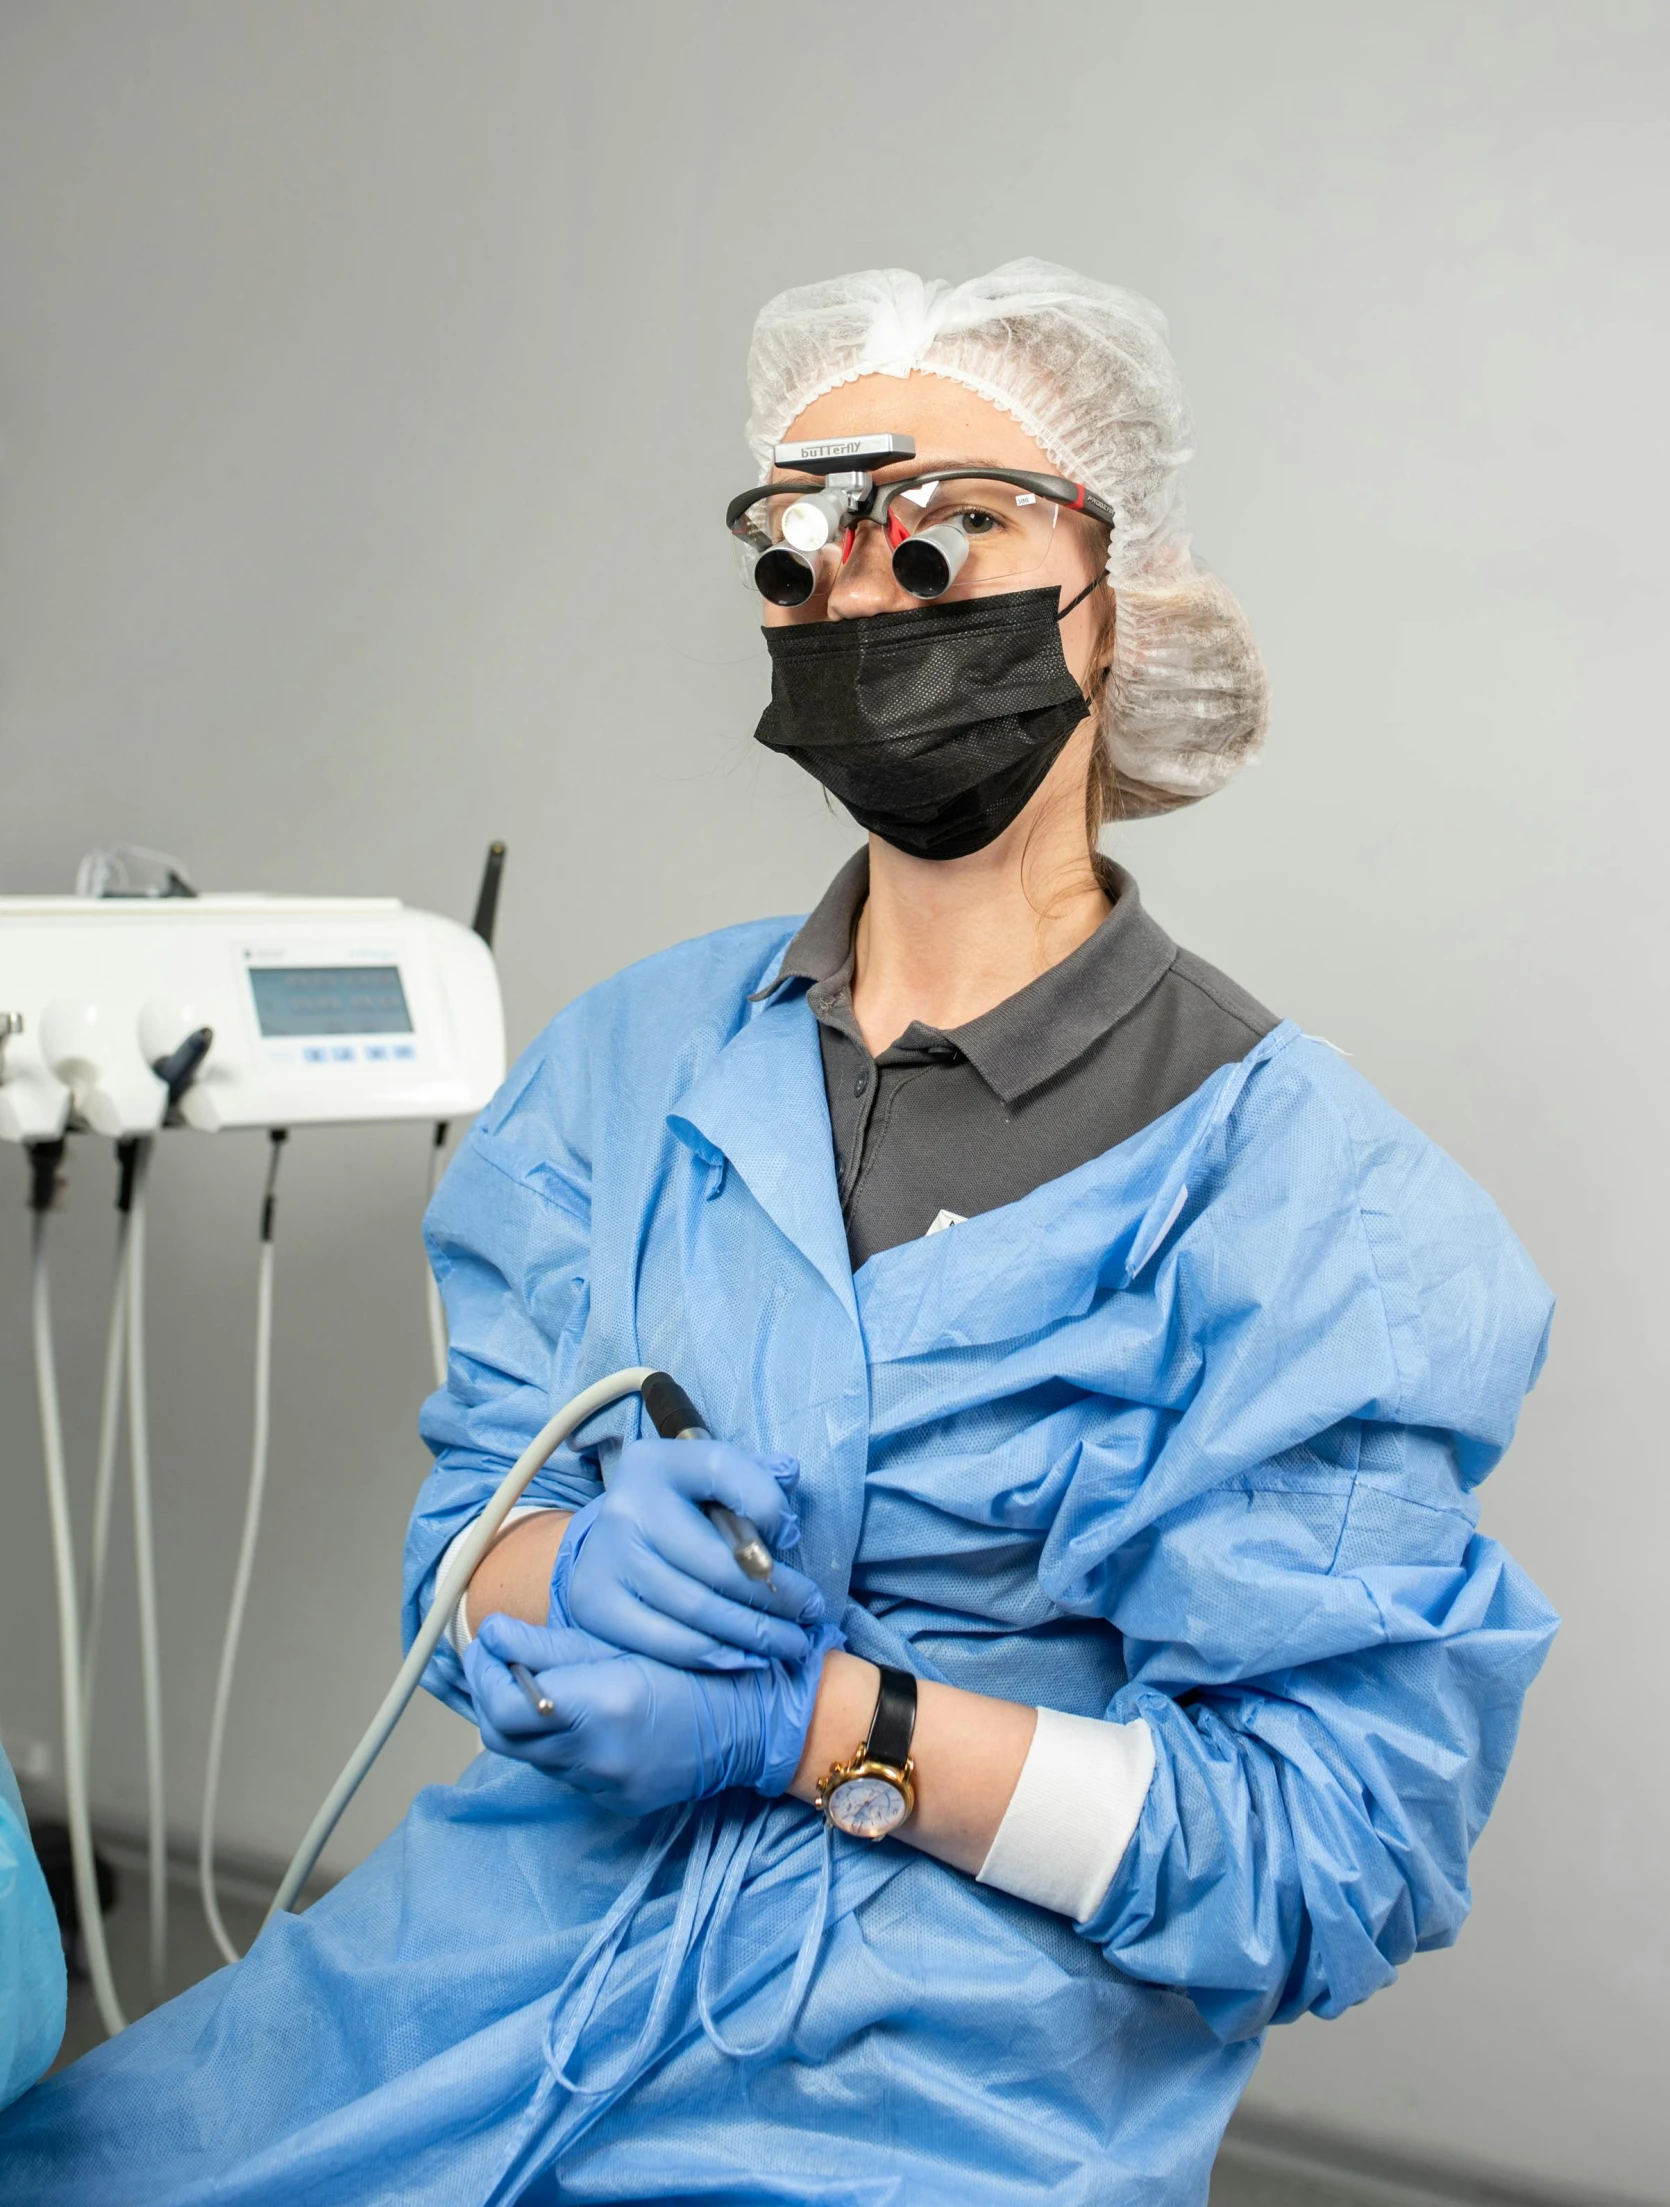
left=745, top=258, right=1268, bottom=818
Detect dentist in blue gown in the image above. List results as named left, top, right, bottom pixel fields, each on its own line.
left=0, top=261, right=1558, bottom=2207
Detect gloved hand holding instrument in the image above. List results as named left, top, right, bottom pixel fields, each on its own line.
left=468, top=1611, right=844, bottom=1818
left=267, top=1367, right=832, bottom=1915
left=475, top=1375, right=840, bottom=1805
left=460, top=1369, right=837, bottom=1808
left=551, top=1431, right=825, bottom=1671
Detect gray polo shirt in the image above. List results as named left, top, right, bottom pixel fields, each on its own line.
left=771, top=850, right=1279, bottom=1269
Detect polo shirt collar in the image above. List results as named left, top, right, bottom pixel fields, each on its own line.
left=774, top=848, right=868, bottom=996
left=769, top=847, right=1178, bottom=1107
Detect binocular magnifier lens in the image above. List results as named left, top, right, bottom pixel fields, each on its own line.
left=889, top=522, right=969, bottom=601
left=752, top=518, right=971, bottom=609
left=752, top=544, right=820, bottom=607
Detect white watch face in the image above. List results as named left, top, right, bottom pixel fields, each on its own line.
left=827, top=1773, right=908, bottom=1840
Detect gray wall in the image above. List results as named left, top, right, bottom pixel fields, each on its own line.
left=1, top=4, right=1664, bottom=2195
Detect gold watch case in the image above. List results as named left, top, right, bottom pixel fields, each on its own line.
left=815, top=1747, right=917, bottom=1841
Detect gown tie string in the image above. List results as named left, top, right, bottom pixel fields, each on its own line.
left=542, top=1799, right=714, bottom=2096
left=482, top=1796, right=837, bottom=2206
left=539, top=1795, right=834, bottom=2099
left=696, top=1803, right=833, bottom=2062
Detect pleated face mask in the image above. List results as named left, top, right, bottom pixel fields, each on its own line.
left=752, top=586, right=1094, bottom=861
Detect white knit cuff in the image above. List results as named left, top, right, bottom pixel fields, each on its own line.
left=432, top=1504, right=564, bottom=1654
left=976, top=1707, right=1156, bottom=1923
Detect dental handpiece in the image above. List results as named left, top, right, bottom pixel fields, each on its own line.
left=638, top=1370, right=776, bottom=1583
left=509, top=1660, right=554, bottom=1716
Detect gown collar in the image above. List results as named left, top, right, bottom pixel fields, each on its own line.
left=666, top=981, right=859, bottom=1327
left=672, top=965, right=1300, bottom=1358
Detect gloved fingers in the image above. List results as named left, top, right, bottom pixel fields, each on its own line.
left=467, top=1629, right=630, bottom=1749
left=468, top=1615, right=603, bottom=1738
left=473, top=1701, right=611, bottom=1786
left=472, top=1674, right=573, bottom=1753
left=467, top=1651, right=579, bottom=1750
left=475, top=1613, right=613, bottom=1669
left=758, top=1452, right=802, bottom=1500
left=623, top=1439, right=802, bottom=1551
left=616, top=1544, right=819, bottom=1654
left=576, top=1553, right=817, bottom=1668
left=613, top=1499, right=818, bottom=1621
left=684, top=1552, right=826, bottom=1636
left=566, top=1581, right=768, bottom=1673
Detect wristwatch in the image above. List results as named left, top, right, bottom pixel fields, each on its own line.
left=815, top=1666, right=917, bottom=1840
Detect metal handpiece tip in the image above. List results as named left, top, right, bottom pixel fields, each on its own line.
left=704, top=1501, right=776, bottom=1586
left=509, top=1660, right=555, bottom=1717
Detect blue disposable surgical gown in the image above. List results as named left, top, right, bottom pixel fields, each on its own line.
left=0, top=1743, right=65, bottom=2111
left=0, top=915, right=1558, bottom=2205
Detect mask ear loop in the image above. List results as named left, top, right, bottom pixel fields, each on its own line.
left=1057, top=572, right=1102, bottom=622
left=1043, top=484, right=1105, bottom=620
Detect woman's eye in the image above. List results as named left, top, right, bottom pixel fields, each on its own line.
left=957, top=508, right=1000, bottom=536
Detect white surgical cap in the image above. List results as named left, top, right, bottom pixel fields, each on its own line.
left=745, top=258, right=1268, bottom=818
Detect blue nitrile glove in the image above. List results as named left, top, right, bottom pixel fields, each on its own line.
left=551, top=1437, right=824, bottom=1672
left=466, top=1611, right=844, bottom=1817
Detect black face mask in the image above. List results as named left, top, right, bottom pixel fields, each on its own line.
left=752, top=585, right=1095, bottom=862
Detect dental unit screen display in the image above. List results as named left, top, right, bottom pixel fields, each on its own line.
left=249, top=965, right=413, bottom=1037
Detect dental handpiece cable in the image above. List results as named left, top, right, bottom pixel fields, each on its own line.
left=77, top=1134, right=168, bottom=2009
left=267, top=1370, right=771, bottom=1921
left=81, top=1141, right=141, bottom=1742
left=28, top=1140, right=127, bottom=2035
left=199, top=1129, right=288, bottom=1965
left=122, top=1134, right=169, bottom=2004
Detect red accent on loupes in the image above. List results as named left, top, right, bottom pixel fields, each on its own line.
left=1071, top=483, right=1087, bottom=510
left=887, top=510, right=910, bottom=549
left=841, top=527, right=856, bottom=564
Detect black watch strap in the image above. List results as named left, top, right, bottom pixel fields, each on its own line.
left=864, top=1667, right=917, bottom=1771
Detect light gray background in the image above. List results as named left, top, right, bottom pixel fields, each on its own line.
left=0, top=4, right=1664, bottom=2196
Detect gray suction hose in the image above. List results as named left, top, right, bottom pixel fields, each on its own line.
left=266, top=1365, right=655, bottom=1922
left=30, top=1178, right=128, bottom=2036
left=267, top=1363, right=777, bottom=1922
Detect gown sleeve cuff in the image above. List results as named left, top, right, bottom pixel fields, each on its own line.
left=975, top=1706, right=1156, bottom=1923
left=431, top=1504, right=565, bottom=1653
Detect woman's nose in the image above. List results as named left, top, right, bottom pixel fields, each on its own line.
left=826, top=518, right=915, bottom=619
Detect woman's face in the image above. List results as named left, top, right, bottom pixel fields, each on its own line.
left=763, top=371, right=1108, bottom=696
